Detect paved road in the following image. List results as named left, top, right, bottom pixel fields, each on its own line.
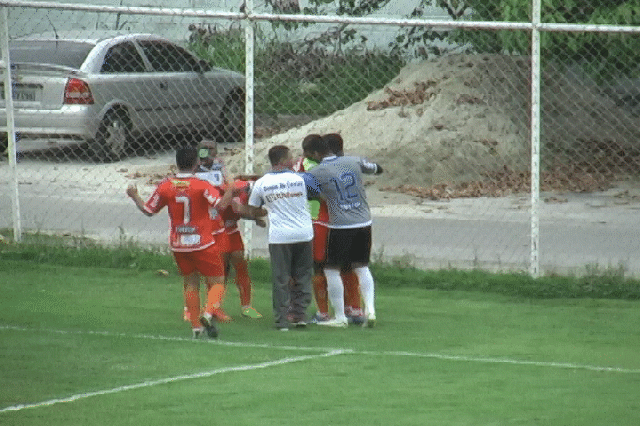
left=2, top=183, right=639, bottom=277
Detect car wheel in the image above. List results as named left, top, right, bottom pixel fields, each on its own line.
left=90, top=111, right=131, bottom=162
left=217, top=93, right=245, bottom=143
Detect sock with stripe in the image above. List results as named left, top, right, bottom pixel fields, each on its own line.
left=184, top=289, right=202, bottom=329
left=205, top=283, right=226, bottom=314
left=312, top=273, right=329, bottom=315
left=342, top=270, right=361, bottom=312
left=234, top=258, right=252, bottom=307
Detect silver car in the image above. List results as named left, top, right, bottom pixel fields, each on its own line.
left=0, top=31, right=245, bottom=160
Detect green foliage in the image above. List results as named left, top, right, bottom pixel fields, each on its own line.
left=187, top=24, right=246, bottom=73
left=188, top=24, right=405, bottom=116
left=370, top=262, right=640, bottom=300
left=2, top=232, right=640, bottom=301
left=0, top=231, right=174, bottom=271
left=390, top=0, right=640, bottom=81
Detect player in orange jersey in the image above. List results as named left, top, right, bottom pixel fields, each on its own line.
left=194, top=140, right=264, bottom=320
left=219, top=180, right=266, bottom=319
left=126, top=146, right=239, bottom=339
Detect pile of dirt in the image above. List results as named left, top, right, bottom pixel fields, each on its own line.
left=143, top=54, right=640, bottom=199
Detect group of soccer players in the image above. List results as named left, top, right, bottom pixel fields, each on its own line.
left=126, top=132, right=382, bottom=337
left=296, top=134, right=383, bottom=328
left=294, top=134, right=366, bottom=326
left=126, top=142, right=264, bottom=339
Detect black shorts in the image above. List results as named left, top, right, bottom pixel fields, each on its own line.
left=325, top=226, right=372, bottom=268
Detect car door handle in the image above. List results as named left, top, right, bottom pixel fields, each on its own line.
left=159, top=82, right=168, bottom=89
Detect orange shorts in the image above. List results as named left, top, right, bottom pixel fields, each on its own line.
left=226, top=230, right=245, bottom=253
left=173, top=244, right=225, bottom=277
left=313, top=222, right=329, bottom=264
left=216, top=231, right=230, bottom=254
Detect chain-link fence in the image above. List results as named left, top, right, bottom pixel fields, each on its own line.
left=1, top=0, right=639, bottom=277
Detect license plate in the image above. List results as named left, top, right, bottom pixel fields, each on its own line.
left=0, top=87, right=38, bottom=102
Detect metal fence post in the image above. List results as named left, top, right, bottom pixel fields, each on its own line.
left=0, top=6, right=21, bottom=243
left=243, top=0, right=256, bottom=259
left=529, top=0, right=541, bottom=278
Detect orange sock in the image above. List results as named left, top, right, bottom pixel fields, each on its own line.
left=342, top=270, right=361, bottom=311
left=313, top=273, right=329, bottom=314
left=234, top=259, right=252, bottom=307
left=205, top=283, right=226, bottom=314
left=184, top=289, right=201, bottom=329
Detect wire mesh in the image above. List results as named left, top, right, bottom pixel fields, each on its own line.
left=0, top=1, right=639, bottom=276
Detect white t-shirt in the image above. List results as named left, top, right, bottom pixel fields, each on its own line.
left=195, top=160, right=226, bottom=187
left=248, top=170, right=313, bottom=244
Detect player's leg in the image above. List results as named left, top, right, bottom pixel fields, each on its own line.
left=228, top=232, right=262, bottom=318
left=342, top=266, right=364, bottom=324
left=173, top=252, right=205, bottom=337
left=318, top=228, right=350, bottom=327
left=351, top=226, right=376, bottom=327
left=183, top=273, right=206, bottom=338
left=289, top=240, right=313, bottom=326
left=197, top=246, right=231, bottom=323
left=268, top=243, right=293, bottom=330
left=311, top=264, right=330, bottom=322
left=186, top=233, right=230, bottom=321
left=311, top=222, right=330, bottom=322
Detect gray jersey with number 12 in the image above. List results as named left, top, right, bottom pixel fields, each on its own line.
left=307, top=155, right=380, bottom=229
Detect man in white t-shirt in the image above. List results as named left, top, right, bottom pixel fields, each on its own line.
left=243, top=145, right=316, bottom=330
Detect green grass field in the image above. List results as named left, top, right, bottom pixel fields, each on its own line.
left=2, top=251, right=640, bottom=425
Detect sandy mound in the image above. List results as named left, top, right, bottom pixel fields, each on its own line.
left=123, top=54, right=639, bottom=199
left=224, top=54, right=528, bottom=188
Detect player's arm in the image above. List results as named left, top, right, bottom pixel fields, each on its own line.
left=210, top=181, right=242, bottom=212
left=126, top=184, right=154, bottom=217
left=230, top=199, right=267, bottom=227
left=236, top=203, right=268, bottom=220
left=254, top=217, right=267, bottom=228
left=360, top=158, right=383, bottom=175
left=234, top=174, right=262, bottom=181
left=300, top=172, right=322, bottom=199
left=242, top=183, right=268, bottom=220
left=219, top=160, right=231, bottom=185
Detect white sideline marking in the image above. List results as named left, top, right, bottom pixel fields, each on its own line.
left=2, top=324, right=640, bottom=376
left=0, top=350, right=346, bottom=413
left=0, top=325, right=342, bottom=353
left=361, top=350, right=640, bottom=374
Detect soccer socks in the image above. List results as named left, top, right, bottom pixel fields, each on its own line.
left=312, top=273, right=329, bottom=315
left=184, top=289, right=202, bottom=329
left=342, top=270, right=361, bottom=312
left=234, top=258, right=252, bottom=307
left=354, top=266, right=375, bottom=317
left=205, top=283, right=226, bottom=314
left=323, top=268, right=347, bottom=321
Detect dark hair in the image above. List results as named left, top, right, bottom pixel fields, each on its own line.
left=268, top=145, right=290, bottom=166
left=322, top=133, right=344, bottom=155
left=176, top=146, right=198, bottom=171
left=303, top=134, right=328, bottom=155
left=302, top=133, right=323, bottom=151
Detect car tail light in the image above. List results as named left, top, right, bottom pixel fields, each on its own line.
left=64, top=78, right=94, bottom=104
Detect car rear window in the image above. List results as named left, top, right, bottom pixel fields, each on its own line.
left=9, top=40, right=94, bottom=69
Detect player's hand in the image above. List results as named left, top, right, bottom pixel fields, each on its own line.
left=254, top=218, right=267, bottom=228
left=235, top=174, right=261, bottom=181
left=231, top=199, right=243, bottom=214
left=126, top=184, right=139, bottom=198
left=229, top=180, right=245, bottom=195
